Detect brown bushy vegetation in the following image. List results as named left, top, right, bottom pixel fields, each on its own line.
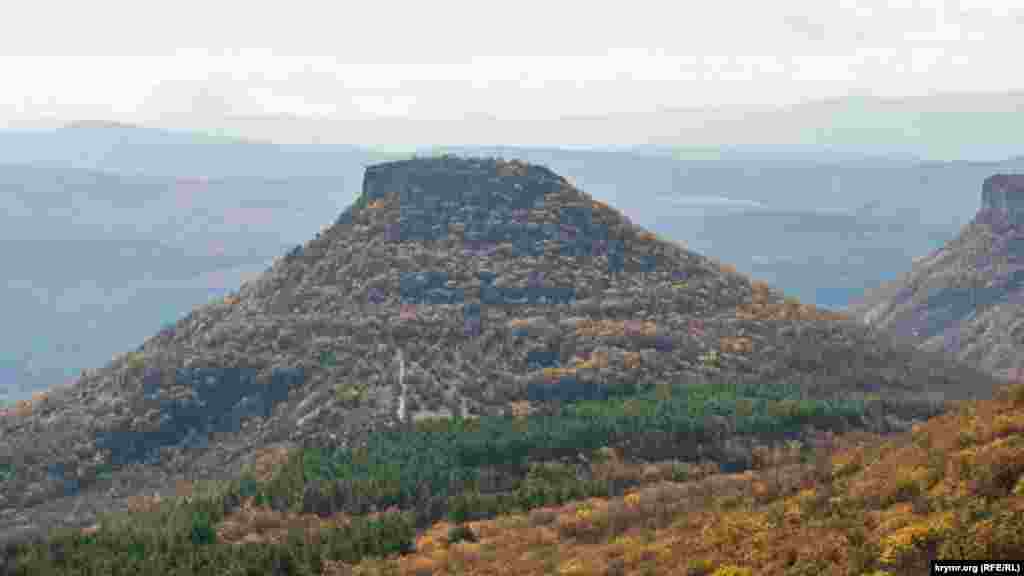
left=736, top=280, right=850, bottom=323
left=335, top=382, right=1024, bottom=575
left=7, top=382, right=1023, bottom=575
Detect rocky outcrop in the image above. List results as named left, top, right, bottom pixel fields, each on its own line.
left=851, top=173, right=1024, bottom=380
left=981, top=174, right=1024, bottom=225
left=0, top=156, right=999, bottom=550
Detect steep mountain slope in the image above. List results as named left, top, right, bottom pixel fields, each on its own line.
left=0, top=156, right=999, bottom=554
left=333, top=381, right=1024, bottom=576
left=850, top=174, right=1024, bottom=380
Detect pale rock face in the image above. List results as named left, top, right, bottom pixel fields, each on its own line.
left=862, top=302, right=890, bottom=327
left=981, top=174, right=1024, bottom=225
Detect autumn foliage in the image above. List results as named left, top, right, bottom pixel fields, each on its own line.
left=331, top=382, right=1024, bottom=575
left=736, top=280, right=850, bottom=322
left=8, top=375, right=1024, bottom=575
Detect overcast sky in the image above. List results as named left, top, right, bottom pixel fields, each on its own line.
left=2, top=0, right=1023, bottom=127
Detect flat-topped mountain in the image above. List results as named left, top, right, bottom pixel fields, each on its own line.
left=850, top=174, right=1024, bottom=380
left=0, top=156, right=999, bottom=553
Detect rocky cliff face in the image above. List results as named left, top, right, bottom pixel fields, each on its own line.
left=0, top=156, right=999, bottom=549
left=981, top=174, right=1024, bottom=225
left=851, top=173, right=1024, bottom=380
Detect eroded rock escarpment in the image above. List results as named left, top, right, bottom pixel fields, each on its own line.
left=851, top=174, right=1024, bottom=380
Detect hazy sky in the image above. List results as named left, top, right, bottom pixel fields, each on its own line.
left=2, top=0, right=1023, bottom=126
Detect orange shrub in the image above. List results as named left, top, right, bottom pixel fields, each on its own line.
left=711, top=565, right=754, bottom=576
left=556, top=504, right=607, bottom=543
left=127, top=493, right=164, bottom=514
left=750, top=280, right=770, bottom=294
left=991, top=412, right=1024, bottom=439
left=175, top=480, right=195, bottom=502
left=543, top=367, right=578, bottom=380
left=1007, top=383, right=1024, bottom=406
left=405, top=556, right=439, bottom=576
left=575, top=319, right=626, bottom=338
left=719, top=337, right=753, bottom=354
left=249, top=446, right=292, bottom=483
left=965, top=437, right=1024, bottom=498
left=14, top=400, right=32, bottom=418
left=508, top=401, right=537, bottom=419
left=528, top=507, right=559, bottom=527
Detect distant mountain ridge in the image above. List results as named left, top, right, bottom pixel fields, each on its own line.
left=0, top=122, right=385, bottom=179
left=140, top=91, right=1024, bottom=161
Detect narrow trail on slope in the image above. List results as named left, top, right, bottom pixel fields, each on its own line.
left=396, top=348, right=407, bottom=422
